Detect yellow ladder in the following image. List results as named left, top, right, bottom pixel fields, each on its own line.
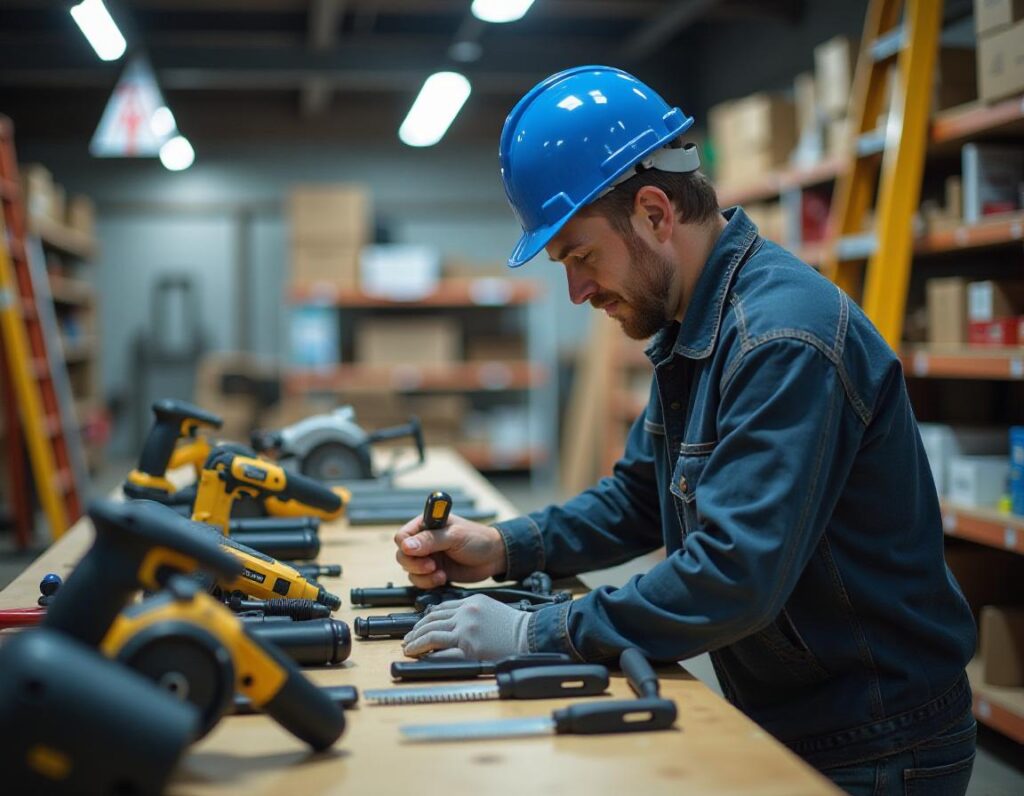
left=823, top=0, right=942, bottom=348
left=0, top=116, right=83, bottom=538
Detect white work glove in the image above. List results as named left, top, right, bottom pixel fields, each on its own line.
left=401, top=594, right=530, bottom=660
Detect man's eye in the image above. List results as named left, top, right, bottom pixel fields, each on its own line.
left=580, top=252, right=594, bottom=264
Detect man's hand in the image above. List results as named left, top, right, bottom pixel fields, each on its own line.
left=402, top=594, right=529, bottom=659
left=394, top=513, right=506, bottom=589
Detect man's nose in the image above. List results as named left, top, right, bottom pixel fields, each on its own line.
left=565, top=266, right=597, bottom=305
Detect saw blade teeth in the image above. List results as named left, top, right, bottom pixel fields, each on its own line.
left=370, top=689, right=492, bottom=705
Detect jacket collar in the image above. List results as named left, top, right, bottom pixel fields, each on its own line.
left=645, top=206, right=760, bottom=364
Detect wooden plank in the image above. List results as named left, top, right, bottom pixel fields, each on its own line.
left=285, top=361, right=548, bottom=393
left=941, top=503, right=1024, bottom=555
left=967, top=659, right=1024, bottom=744
left=289, top=278, right=539, bottom=307
left=901, top=345, right=1024, bottom=380
left=0, top=449, right=839, bottom=795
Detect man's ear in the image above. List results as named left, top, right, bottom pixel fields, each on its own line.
left=633, top=186, right=674, bottom=243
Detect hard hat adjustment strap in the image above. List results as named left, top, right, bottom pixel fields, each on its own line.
left=596, top=143, right=701, bottom=199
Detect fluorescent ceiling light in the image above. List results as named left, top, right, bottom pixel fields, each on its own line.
left=472, top=0, right=536, bottom=23
left=150, top=106, right=176, bottom=138
left=159, top=136, right=194, bottom=171
left=69, top=0, right=127, bottom=61
left=399, top=72, right=471, bottom=148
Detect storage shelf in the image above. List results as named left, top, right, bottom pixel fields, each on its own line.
left=289, top=278, right=539, bottom=308
left=29, top=215, right=97, bottom=260
left=930, top=94, right=1024, bottom=147
left=915, top=212, right=1024, bottom=255
left=901, top=345, right=1024, bottom=380
left=940, top=502, right=1024, bottom=555
left=48, top=273, right=94, bottom=306
left=967, top=658, right=1024, bottom=744
left=286, top=361, right=548, bottom=393
left=456, top=442, right=548, bottom=471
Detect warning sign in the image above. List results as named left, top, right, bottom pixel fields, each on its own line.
left=90, top=55, right=172, bottom=157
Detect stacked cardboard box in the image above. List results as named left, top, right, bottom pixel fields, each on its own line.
left=709, top=93, right=797, bottom=188
left=288, top=184, right=371, bottom=289
left=355, top=317, right=461, bottom=366
left=918, top=422, right=1007, bottom=496
left=814, top=36, right=857, bottom=159
left=925, top=277, right=1024, bottom=345
left=980, top=605, right=1024, bottom=686
left=975, top=0, right=1024, bottom=102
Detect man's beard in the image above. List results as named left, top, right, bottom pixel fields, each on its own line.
left=591, top=231, right=675, bottom=340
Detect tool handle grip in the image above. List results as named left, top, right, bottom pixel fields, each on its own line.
left=350, top=586, right=419, bottom=607
left=390, top=660, right=487, bottom=681
left=553, top=698, right=677, bottom=735
left=248, top=619, right=352, bottom=666
left=137, top=420, right=182, bottom=477
left=233, top=685, right=358, bottom=715
left=257, top=639, right=346, bottom=751
left=620, top=648, right=660, bottom=698
left=230, top=528, right=321, bottom=562
left=282, top=470, right=343, bottom=513
left=498, top=665, right=609, bottom=699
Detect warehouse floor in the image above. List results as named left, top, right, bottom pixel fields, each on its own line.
left=0, top=464, right=1020, bottom=794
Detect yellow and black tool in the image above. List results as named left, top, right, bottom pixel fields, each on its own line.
left=193, top=446, right=346, bottom=535
left=124, top=399, right=223, bottom=502
left=102, top=576, right=346, bottom=748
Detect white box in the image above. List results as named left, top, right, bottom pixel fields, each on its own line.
left=948, top=455, right=1010, bottom=508
left=918, top=423, right=1008, bottom=496
left=359, top=244, right=441, bottom=300
left=961, top=143, right=1024, bottom=224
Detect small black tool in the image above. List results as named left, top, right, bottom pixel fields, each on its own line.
left=225, top=593, right=332, bottom=621
left=232, top=685, right=359, bottom=715
left=620, top=648, right=661, bottom=698
left=422, top=490, right=453, bottom=530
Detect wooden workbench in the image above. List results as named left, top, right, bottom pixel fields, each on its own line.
left=0, top=448, right=838, bottom=795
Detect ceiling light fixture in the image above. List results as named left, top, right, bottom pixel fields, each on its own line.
left=471, top=0, right=536, bottom=24
left=399, top=71, right=472, bottom=148
left=159, top=135, right=194, bottom=171
left=69, top=0, right=127, bottom=61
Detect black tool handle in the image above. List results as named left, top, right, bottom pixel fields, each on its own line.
left=281, top=469, right=343, bottom=513
left=552, top=698, right=677, bottom=735
left=496, top=665, right=609, bottom=699
left=354, top=613, right=420, bottom=639
left=253, top=635, right=346, bottom=750
left=390, top=660, right=486, bottom=681
left=294, top=563, right=342, bottom=581
left=248, top=619, right=352, bottom=665
left=227, top=595, right=331, bottom=620
left=231, top=528, right=321, bottom=561
left=350, top=585, right=419, bottom=607
left=138, top=399, right=221, bottom=476
left=620, top=648, right=660, bottom=698
left=493, top=653, right=574, bottom=673
left=233, top=685, right=358, bottom=715
left=421, top=491, right=452, bottom=529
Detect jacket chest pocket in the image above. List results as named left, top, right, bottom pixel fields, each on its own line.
left=669, top=441, right=716, bottom=535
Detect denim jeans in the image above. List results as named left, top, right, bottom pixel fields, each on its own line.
left=823, top=710, right=977, bottom=796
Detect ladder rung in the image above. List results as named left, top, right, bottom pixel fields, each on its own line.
left=856, top=129, right=887, bottom=157
left=55, top=468, right=74, bottom=494
left=45, top=413, right=62, bottom=437
left=836, top=233, right=878, bottom=261
left=0, top=177, right=18, bottom=201
left=31, top=357, right=48, bottom=378
left=870, top=26, right=905, bottom=62
left=20, top=303, right=37, bottom=321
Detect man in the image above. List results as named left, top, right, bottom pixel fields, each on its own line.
left=395, top=66, right=977, bottom=794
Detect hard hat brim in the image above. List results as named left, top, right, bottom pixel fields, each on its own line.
left=507, top=216, right=573, bottom=269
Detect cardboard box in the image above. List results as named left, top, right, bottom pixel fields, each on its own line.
left=974, top=0, right=1024, bottom=37
left=355, top=318, right=461, bottom=366
left=710, top=94, right=797, bottom=178
left=20, top=163, right=53, bottom=220
left=949, top=454, right=1009, bottom=507
left=288, top=185, right=371, bottom=246
left=926, top=277, right=969, bottom=345
left=979, top=605, right=1024, bottom=686
left=967, top=280, right=1024, bottom=321
left=67, top=194, right=96, bottom=237
left=977, top=19, right=1024, bottom=102
left=961, top=143, right=1024, bottom=223
left=968, top=318, right=1022, bottom=345
left=918, top=423, right=1008, bottom=496
left=290, top=243, right=361, bottom=289
left=794, top=71, right=819, bottom=137
left=826, top=116, right=853, bottom=159
left=465, top=336, right=527, bottom=362
left=815, top=36, right=857, bottom=119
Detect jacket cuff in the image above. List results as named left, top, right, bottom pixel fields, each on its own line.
left=526, top=601, right=585, bottom=661
left=492, top=515, right=545, bottom=582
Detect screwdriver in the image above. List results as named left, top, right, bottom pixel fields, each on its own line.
left=390, top=653, right=573, bottom=681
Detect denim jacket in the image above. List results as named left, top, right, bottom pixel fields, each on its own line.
left=495, top=207, right=976, bottom=769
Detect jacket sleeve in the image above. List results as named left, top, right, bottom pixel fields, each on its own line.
left=492, top=395, right=666, bottom=582
left=526, top=338, right=863, bottom=661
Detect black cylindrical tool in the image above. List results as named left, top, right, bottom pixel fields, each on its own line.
left=231, top=527, right=320, bottom=561
left=232, top=685, right=359, bottom=715
left=247, top=618, right=352, bottom=666
left=354, top=613, right=420, bottom=639
left=390, top=653, right=573, bottom=681
left=422, top=490, right=453, bottom=529
left=620, top=648, right=661, bottom=698
left=293, top=563, right=342, bottom=581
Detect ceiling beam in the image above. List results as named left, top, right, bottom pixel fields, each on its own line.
left=300, top=0, right=344, bottom=117
left=617, top=0, right=720, bottom=62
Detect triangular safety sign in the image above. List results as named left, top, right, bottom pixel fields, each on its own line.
left=90, top=55, right=171, bottom=157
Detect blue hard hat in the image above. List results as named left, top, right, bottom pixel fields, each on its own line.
left=500, top=65, right=696, bottom=268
